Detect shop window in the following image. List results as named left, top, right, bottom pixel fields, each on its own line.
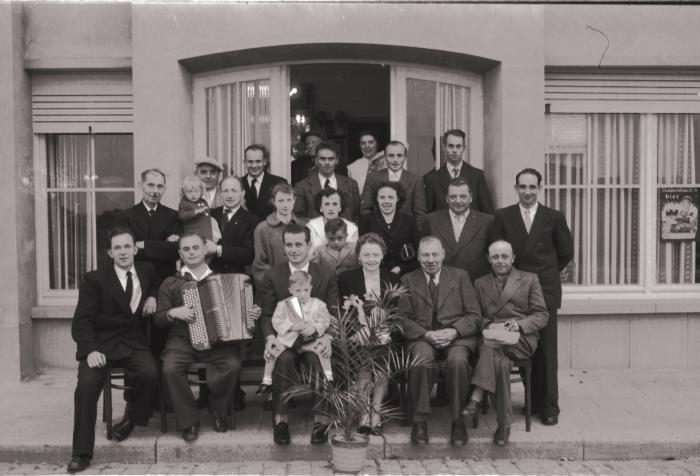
left=36, top=133, right=135, bottom=303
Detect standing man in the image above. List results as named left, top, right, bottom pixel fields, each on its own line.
left=294, top=143, right=360, bottom=222
left=462, top=240, right=548, bottom=446
left=258, top=223, right=338, bottom=445
left=291, top=131, right=324, bottom=186
left=121, top=169, right=182, bottom=358
left=424, top=177, right=493, bottom=283
left=400, top=236, right=481, bottom=447
left=68, top=228, right=159, bottom=473
left=241, top=144, right=287, bottom=221
left=361, top=140, right=427, bottom=231
left=195, top=158, right=225, bottom=208
left=209, top=176, right=259, bottom=274
left=490, top=168, right=573, bottom=425
left=424, top=129, right=493, bottom=214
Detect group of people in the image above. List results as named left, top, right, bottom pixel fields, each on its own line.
left=66, top=128, right=573, bottom=474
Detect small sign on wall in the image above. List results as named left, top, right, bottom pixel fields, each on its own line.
left=660, top=188, right=699, bottom=241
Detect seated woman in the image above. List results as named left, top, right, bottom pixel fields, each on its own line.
left=306, top=187, right=359, bottom=255
left=359, top=181, right=419, bottom=276
left=338, top=233, right=400, bottom=435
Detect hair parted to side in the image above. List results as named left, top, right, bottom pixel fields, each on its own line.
left=515, top=168, right=543, bottom=186
left=289, top=270, right=313, bottom=287
left=443, top=129, right=466, bottom=144
left=356, top=232, right=388, bottom=256
left=283, top=222, right=311, bottom=244
left=140, top=168, right=167, bottom=183
left=447, top=176, right=472, bottom=194
left=315, top=141, right=338, bottom=159
left=107, top=226, right=136, bottom=248
left=384, top=140, right=407, bottom=154
left=244, top=143, right=270, bottom=161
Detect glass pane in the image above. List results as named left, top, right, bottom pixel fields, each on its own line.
left=590, top=114, right=640, bottom=185
left=94, top=134, right=134, bottom=188
left=47, top=191, right=91, bottom=290
left=439, top=83, right=469, bottom=163
left=406, top=78, right=436, bottom=177
left=95, top=191, right=135, bottom=269
left=546, top=188, right=586, bottom=285
left=46, top=135, right=91, bottom=189
left=656, top=114, right=700, bottom=284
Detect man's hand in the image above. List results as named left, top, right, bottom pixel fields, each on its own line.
left=390, top=266, right=401, bottom=275
left=504, top=319, right=520, bottom=333
left=430, top=328, right=458, bottom=348
left=169, top=305, right=195, bottom=323
left=142, top=297, right=157, bottom=316
left=87, top=351, right=107, bottom=369
left=314, top=334, right=332, bottom=359
left=136, top=241, right=145, bottom=250
left=264, top=335, right=279, bottom=362
left=166, top=234, right=179, bottom=242
left=423, top=330, right=440, bottom=346
left=300, top=323, right=316, bottom=337
left=246, top=305, right=261, bottom=329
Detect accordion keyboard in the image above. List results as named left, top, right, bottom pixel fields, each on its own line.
left=244, top=282, right=255, bottom=329
left=183, top=286, right=212, bottom=351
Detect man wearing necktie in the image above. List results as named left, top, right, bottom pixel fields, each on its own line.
left=399, top=236, right=482, bottom=447
left=242, top=144, right=287, bottom=221
left=68, top=228, right=159, bottom=473
left=424, top=177, right=493, bottom=283
left=489, top=168, right=573, bottom=426
left=195, top=158, right=225, bottom=208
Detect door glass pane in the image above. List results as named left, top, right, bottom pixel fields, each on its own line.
left=47, top=191, right=91, bottom=290
left=46, top=135, right=91, bottom=189
left=439, top=83, right=470, bottom=163
left=95, top=191, right=135, bottom=269
left=406, top=78, right=436, bottom=176
left=94, top=134, right=134, bottom=188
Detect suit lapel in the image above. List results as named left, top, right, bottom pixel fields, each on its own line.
left=435, top=211, right=457, bottom=249
left=408, top=271, right=432, bottom=308
left=436, top=268, right=457, bottom=311
left=520, top=204, right=544, bottom=260
left=106, top=267, right=133, bottom=317
left=454, top=212, right=480, bottom=253
left=493, top=270, right=523, bottom=314
left=437, top=166, right=451, bottom=192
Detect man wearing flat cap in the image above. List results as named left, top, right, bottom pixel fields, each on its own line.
left=196, top=158, right=225, bottom=208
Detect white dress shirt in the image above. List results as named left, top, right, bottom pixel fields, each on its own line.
left=181, top=265, right=213, bottom=282
left=519, top=202, right=538, bottom=232
left=449, top=209, right=470, bottom=241
left=388, top=169, right=403, bottom=182
left=318, top=173, right=337, bottom=190
left=114, top=265, right=141, bottom=313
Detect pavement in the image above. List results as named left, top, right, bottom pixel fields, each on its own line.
left=1, top=368, right=699, bottom=468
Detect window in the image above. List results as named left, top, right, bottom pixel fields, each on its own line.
left=545, top=113, right=700, bottom=291
left=35, top=133, right=134, bottom=303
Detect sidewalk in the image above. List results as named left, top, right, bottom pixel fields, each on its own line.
left=1, top=369, right=699, bottom=465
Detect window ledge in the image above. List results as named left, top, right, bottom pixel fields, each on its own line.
left=561, top=295, right=700, bottom=315
left=31, top=306, right=75, bottom=319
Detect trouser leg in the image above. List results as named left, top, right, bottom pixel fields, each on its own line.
left=204, top=345, right=242, bottom=416
left=406, top=340, right=436, bottom=421
left=161, top=347, right=198, bottom=431
left=531, top=309, right=559, bottom=417
left=444, top=344, right=471, bottom=421
left=272, top=349, right=301, bottom=416
left=119, top=350, right=158, bottom=425
left=72, top=360, right=107, bottom=458
left=499, top=337, right=537, bottom=426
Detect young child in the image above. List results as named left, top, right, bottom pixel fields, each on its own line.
left=311, top=218, right=357, bottom=275
left=258, top=270, right=334, bottom=394
left=178, top=176, right=222, bottom=243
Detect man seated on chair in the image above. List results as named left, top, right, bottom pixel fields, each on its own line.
left=399, top=235, right=481, bottom=446
left=154, top=233, right=261, bottom=443
left=68, top=227, right=159, bottom=473
left=462, top=240, right=548, bottom=446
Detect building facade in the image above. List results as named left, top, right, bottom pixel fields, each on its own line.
left=2, top=3, right=700, bottom=379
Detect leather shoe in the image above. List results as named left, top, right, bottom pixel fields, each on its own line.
left=357, top=425, right=371, bottom=435
left=210, top=411, right=228, bottom=433
left=541, top=414, right=558, bottom=425
left=182, top=424, right=199, bottom=443
left=461, top=399, right=480, bottom=417
left=111, top=417, right=136, bottom=442
left=493, top=425, right=510, bottom=445
left=67, top=456, right=91, bottom=473
left=310, top=422, right=328, bottom=445
left=273, top=421, right=290, bottom=445
left=450, top=419, right=468, bottom=446
left=234, top=387, right=246, bottom=411
left=410, top=421, right=428, bottom=445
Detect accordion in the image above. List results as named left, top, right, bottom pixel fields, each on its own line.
left=182, top=273, right=255, bottom=351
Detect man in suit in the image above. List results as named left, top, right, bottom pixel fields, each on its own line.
left=68, top=228, right=159, bottom=473
left=489, top=168, right=573, bottom=426
left=424, top=177, right=493, bottom=283
left=258, top=223, right=338, bottom=446
left=361, top=140, right=427, bottom=231
left=209, top=176, right=259, bottom=274
left=154, top=233, right=260, bottom=442
left=241, top=144, right=287, bottom=221
left=424, top=129, right=493, bottom=214
left=462, top=240, right=548, bottom=446
left=291, top=131, right=323, bottom=186
left=121, top=169, right=182, bottom=358
left=294, top=142, right=360, bottom=222
left=195, top=158, right=225, bottom=208
left=400, top=236, right=482, bottom=447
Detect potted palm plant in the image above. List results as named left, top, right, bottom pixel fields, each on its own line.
left=284, top=283, right=426, bottom=473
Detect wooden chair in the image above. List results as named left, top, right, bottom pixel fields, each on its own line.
left=478, top=358, right=532, bottom=432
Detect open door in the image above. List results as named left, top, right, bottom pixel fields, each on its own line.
left=193, top=66, right=290, bottom=179
left=391, top=66, right=483, bottom=176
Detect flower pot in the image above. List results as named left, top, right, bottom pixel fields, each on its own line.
left=330, top=432, right=369, bottom=473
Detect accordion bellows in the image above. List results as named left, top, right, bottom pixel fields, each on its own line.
left=182, top=273, right=255, bottom=351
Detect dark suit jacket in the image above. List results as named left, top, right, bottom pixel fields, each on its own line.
left=242, top=173, right=287, bottom=221
left=294, top=174, right=361, bottom=222
left=474, top=269, right=548, bottom=341
left=120, top=202, right=182, bottom=281
left=209, top=207, right=259, bottom=274
left=291, top=157, right=348, bottom=186
left=258, top=261, right=339, bottom=338
left=337, top=267, right=400, bottom=301
left=359, top=210, right=419, bottom=275
left=399, top=266, right=481, bottom=348
left=424, top=162, right=493, bottom=214
left=71, top=262, right=159, bottom=361
left=361, top=169, right=428, bottom=230
left=424, top=209, right=493, bottom=283
left=489, top=203, right=574, bottom=310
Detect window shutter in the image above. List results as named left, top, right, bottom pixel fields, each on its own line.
left=545, top=68, right=700, bottom=114
left=32, top=72, right=133, bottom=133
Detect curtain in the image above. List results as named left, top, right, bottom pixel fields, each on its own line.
left=439, top=83, right=469, bottom=163
left=206, top=79, right=271, bottom=177
left=657, top=114, right=697, bottom=284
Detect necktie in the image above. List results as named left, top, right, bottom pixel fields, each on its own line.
left=495, top=274, right=507, bottom=294
left=324, top=178, right=331, bottom=191
left=453, top=214, right=465, bottom=241
left=523, top=209, right=533, bottom=233
left=125, top=271, right=133, bottom=303
left=251, top=177, right=258, bottom=197
left=452, top=167, right=460, bottom=178
left=429, top=276, right=440, bottom=330
left=148, top=209, right=154, bottom=218
left=224, top=209, right=233, bottom=225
